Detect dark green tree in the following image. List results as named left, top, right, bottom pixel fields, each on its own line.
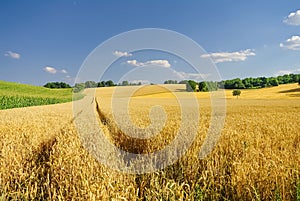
left=232, top=89, right=241, bottom=99
left=105, top=80, right=115, bottom=87
left=84, top=81, right=97, bottom=88
left=242, top=78, right=253, bottom=88
left=179, top=80, right=188, bottom=84
left=224, top=78, right=245, bottom=89
left=44, top=82, right=71, bottom=89
left=97, top=81, right=106, bottom=87
left=290, top=74, right=299, bottom=83
left=207, top=81, right=218, bottom=91
left=186, top=80, right=197, bottom=92
left=122, top=80, right=129, bottom=86
left=259, top=77, right=270, bottom=87
left=198, top=81, right=208, bottom=92
left=73, top=83, right=85, bottom=93
left=251, top=78, right=263, bottom=88
left=269, top=77, right=279, bottom=86
left=234, top=79, right=245, bottom=89
left=164, top=80, right=178, bottom=84
left=281, top=74, right=291, bottom=84
left=198, top=81, right=218, bottom=92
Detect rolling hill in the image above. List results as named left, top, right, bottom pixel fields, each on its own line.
left=0, top=80, right=81, bottom=110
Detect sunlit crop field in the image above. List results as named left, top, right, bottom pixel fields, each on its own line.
left=0, top=84, right=299, bottom=200
left=0, top=80, right=83, bottom=110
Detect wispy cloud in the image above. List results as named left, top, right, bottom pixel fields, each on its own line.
left=280, top=36, right=300, bottom=50
left=61, top=69, right=68, bottom=74
left=171, top=69, right=210, bottom=80
left=126, top=59, right=171, bottom=67
left=63, top=75, right=75, bottom=84
left=283, top=10, right=300, bottom=26
left=129, top=80, right=150, bottom=85
left=276, top=68, right=300, bottom=76
left=201, top=49, right=255, bottom=63
left=4, top=51, right=20, bottom=59
left=113, top=50, right=132, bottom=57
left=126, top=59, right=207, bottom=81
left=44, top=66, right=57, bottom=74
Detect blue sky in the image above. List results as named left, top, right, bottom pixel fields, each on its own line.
left=0, top=1, right=300, bottom=85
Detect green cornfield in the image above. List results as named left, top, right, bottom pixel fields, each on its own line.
left=0, top=95, right=70, bottom=110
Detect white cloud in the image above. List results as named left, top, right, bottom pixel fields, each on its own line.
left=127, top=60, right=140, bottom=66
left=113, top=50, right=132, bottom=57
left=4, top=51, right=20, bottom=59
left=63, top=75, right=75, bottom=84
left=171, top=70, right=210, bottom=81
left=276, top=68, right=300, bottom=76
left=126, top=59, right=171, bottom=67
left=44, top=66, right=57, bottom=74
left=201, top=49, right=255, bottom=63
left=277, top=70, right=292, bottom=75
left=283, top=10, right=300, bottom=26
left=146, top=60, right=171, bottom=67
left=129, top=80, right=150, bottom=85
left=43, top=66, right=69, bottom=74
left=61, top=69, right=68, bottom=74
left=280, top=36, right=300, bottom=50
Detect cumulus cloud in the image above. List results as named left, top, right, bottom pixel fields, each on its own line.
left=280, top=36, right=300, bottom=50
left=43, top=66, right=69, bottom=75
left=127, top=60, right=140, bottom=66
left=44, top=66, right=57, bottom=74
left=4, top=51, right=20, bottom=59
left=113, top=50, right=132, bottom=57
left=283, top=10, right=300, bottom=25
left=201, top=49, right=255, bottom=63
left=126, top=59, right=171, bottom=67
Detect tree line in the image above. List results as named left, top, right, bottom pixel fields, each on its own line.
left=43, top=82, right=71, bottom=89
left=44, top=73, right=299, bottom=93
left=43, top=80, right=143, bottom=92
left=72, top=80, right=115, bottom=92
left=179, top=73, right=299, bottom=92
left=72, top=80, right=144, bottom=92
left=221, top=74, right=298, bottom=89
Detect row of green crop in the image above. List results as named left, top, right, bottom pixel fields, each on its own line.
left=0, top=95, right=72, bottom=110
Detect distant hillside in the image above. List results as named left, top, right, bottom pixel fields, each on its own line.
left=222, top=83, right=300, bottom=99
left=0, top=80, right=72, bottom=98
left=0, top=80, right=82, bottom=109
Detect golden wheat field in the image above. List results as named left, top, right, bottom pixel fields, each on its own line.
left=0, top=84, right=299, bottom=200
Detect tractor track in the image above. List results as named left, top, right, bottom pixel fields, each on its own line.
left=94, top=98, right=151, bottom=154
